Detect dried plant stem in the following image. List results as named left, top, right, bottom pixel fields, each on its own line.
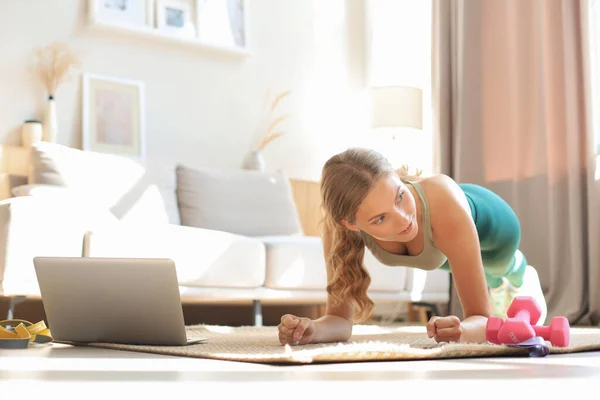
left=269, top=90, right=291, bottom=113
left=255, top=88, right=292, bottom=152
left=258, top=132, right=285, bottom=151
left=265, top=114, right=290, bottom=138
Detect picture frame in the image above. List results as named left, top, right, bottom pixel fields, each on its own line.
left=196, top=0, right=247, bottom=49
left=156, top=0, right=196, bottom=39
left=90, top=0, right=155, bottom=27
left=87, top=0, right=250, bottom=56
left=82, top=73, right=146, bottom=160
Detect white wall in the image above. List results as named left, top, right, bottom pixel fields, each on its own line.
left=366, top=0, right=433, bottom=175
left=0, top=0, right=371, bottom=181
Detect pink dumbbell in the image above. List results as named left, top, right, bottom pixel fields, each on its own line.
left=486, top=296, right=570, bottom=347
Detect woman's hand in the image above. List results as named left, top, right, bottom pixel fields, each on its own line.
left=427, top=315, right=463, bottom=343
left=278, top=314, right=316, bottom=345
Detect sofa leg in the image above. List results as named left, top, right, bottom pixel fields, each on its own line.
left=253, top=300, right=263, bottom=327
left=6, top=296, right=27, bottom=320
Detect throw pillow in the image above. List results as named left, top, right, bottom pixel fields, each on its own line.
left=28, top=142, right=172, bottom=226
left=0, top=174, right=27, bottom=201
left=176, top=165, right=304, bottom=237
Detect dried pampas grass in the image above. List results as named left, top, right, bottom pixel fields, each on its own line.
left=35, top=42, right=80, bottom=98
left=256, top=88, right=292, bottom=151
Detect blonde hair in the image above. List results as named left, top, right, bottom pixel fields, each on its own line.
left=320, top=148, right=405, bottom=322
left=396, top=164, right=424, bottom=181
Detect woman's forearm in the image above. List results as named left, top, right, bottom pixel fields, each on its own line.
left=312, top=314, right=353, bottom=343
left=460, top=315, right=488, bottom=343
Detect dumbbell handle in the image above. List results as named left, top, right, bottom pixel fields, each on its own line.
left=533, top=325, right=551, bottom=338
left=513, top=309, right=534, bottom=324
left=512, top=310, right=546, bottom=339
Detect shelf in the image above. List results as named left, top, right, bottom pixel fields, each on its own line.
left=87, top=18, right=251, bottom=58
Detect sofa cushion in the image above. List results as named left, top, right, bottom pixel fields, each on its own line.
left=260, top=236, right=327, bottom=290
left=404, top=268, right=450, bottom=301
left=84, top=224, right=266, bottom=288
left=259, top=236, right=407, bottom=293
left=27, top=142, right=172, bottom=226
left=176, top=165, right=303, bottom=237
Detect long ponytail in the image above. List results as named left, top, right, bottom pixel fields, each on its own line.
left=323, top=213, right=374, bottom=322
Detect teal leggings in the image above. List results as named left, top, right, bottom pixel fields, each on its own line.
left=440, top=184, right=527, bottom=289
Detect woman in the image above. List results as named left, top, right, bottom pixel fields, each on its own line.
left=277, top=147, right=546, bottom=345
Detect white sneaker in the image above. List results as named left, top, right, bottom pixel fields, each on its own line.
left=507, top=265, right=547, bottom=326
left=489, top=278, right=510, bottom=319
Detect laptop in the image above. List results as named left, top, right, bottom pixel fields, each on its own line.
left=33, top=256, right=208, bottom=346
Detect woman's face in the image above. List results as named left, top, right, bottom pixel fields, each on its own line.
left=343, top=174, right=419, bottom=242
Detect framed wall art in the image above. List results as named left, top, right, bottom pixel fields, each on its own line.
left=87, top=0, right=250, bottom=56
left=90, top=0, right=154, bottom=28
left=82, top=73, right=146, bottom=160
left=156, top=0, right=196, bottom=39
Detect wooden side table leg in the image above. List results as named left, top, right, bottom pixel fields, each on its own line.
left=418, top=307, right=429, bottom=324
left=407, top=302, right=415, bottom=322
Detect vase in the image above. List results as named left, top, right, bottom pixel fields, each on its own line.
left=242, top=150, right=265, bottom=171
left=21, top=120, right=43, bottom=148
left=42, top=95, right=57, bottom=142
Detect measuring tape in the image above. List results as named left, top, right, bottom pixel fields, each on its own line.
left=0, top=319, right=53, bottom=349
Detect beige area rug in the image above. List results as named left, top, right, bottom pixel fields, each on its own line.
left=59, top=324, right=600, bottom=364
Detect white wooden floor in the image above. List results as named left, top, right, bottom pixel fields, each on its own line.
left=1, top=343, right=600, bottom=399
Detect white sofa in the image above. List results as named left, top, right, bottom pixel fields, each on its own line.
left=0, top=143, right=450, bottom=325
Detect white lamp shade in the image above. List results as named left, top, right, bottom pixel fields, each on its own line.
left=370, top=86, right=423, bottom=130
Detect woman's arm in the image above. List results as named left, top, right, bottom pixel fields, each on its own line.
left=278, top=220, right=354, bottom=345
left=311, top=220, right=354, bottom=343
left=427, top=175, right=491, bottom=343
